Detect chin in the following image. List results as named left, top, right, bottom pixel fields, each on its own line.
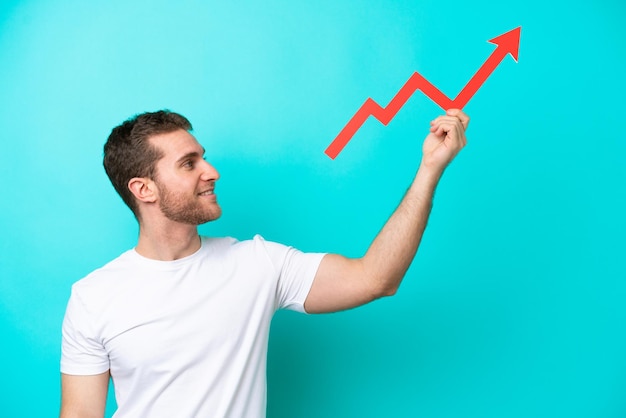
left=197, top=209, right=222, bottom=225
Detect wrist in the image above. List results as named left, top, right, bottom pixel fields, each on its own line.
left=406, top=164, right=442, bottom=202
left=415, top=162, right=444, bottom=186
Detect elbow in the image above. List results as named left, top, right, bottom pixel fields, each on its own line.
left=372, top=278, right=400, bottom=299
left=381, top=283, right=399, bottom=298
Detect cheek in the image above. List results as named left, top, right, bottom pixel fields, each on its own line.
left=158, top=172, right=191, bottom=188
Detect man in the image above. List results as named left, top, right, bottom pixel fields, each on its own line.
left=60, top=108, right=469, bottom=417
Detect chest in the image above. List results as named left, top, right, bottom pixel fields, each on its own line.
left=99, top=265, right=277, bottom=374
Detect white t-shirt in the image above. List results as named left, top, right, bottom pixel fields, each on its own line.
left=61, top=235, right=325, bottom=418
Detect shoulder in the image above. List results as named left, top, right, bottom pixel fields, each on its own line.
left=73, top=250, right=135, bottom=285
left=201, top=234, right=289, bottom=255
left=200, top=235, right=295, bottom=274
left=68, top=249, right=139, bottom=307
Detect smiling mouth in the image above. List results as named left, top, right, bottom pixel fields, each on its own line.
left=198, top=189, right=214, bottom=196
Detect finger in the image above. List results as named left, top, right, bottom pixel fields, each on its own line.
left=447, top=113, right=469, bottom=147
left=430, top=114, right=464, bottom=127
left=446, top=109, right=470, bottom=130
left=432, top=120, right=466, bottom=147
left=432, top=112, right=468, bottom=133
left=430, top=116, right=453, bottom=130
left=431, top=120, right=458, bottom=138
left=430, top=116, right=465, bottom=136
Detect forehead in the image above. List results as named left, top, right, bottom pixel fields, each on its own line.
left=148, top=129, right=203, bottom=161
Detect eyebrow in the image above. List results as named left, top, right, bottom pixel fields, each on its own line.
left=175, top=147, right=206, bottom=164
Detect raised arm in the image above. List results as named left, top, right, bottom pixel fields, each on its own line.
left=60, top=372, right=110, bottom=418
left=304, top=109, right=469, bottom=313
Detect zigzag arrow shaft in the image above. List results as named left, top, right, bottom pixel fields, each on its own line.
left=325, top=27, right=521, bottom=159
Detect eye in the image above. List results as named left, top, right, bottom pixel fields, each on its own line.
left=182, top=160, right=194, bottom=169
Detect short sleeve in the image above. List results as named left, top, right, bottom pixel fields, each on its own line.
left=254, top=235, right=326, bottom=313
left=60, top=286, right=110, bottom=375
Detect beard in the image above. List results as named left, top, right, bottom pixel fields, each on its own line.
left=156, top=181, right=222, bottom=225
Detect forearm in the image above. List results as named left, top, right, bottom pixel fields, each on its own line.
left=361, top=163, right=443, bottom=295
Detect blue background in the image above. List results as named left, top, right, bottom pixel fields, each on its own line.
left=1, top=0, right=625, bottom=416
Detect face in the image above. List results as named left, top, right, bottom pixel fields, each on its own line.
left=149, top=129, right=222, bottom=225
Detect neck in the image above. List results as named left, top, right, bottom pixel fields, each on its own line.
left=135, top=219, right=201, bottom=261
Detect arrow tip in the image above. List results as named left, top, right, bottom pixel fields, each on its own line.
left=488, top=26, right=521, bottom=62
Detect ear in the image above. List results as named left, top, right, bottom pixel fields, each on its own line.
left=128, top=177, right=157, bottom=204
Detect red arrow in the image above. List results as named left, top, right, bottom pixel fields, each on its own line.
left=325, top=26, right=521, bottom=159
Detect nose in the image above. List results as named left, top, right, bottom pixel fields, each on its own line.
left=200, top=159, right=220, bottom=181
